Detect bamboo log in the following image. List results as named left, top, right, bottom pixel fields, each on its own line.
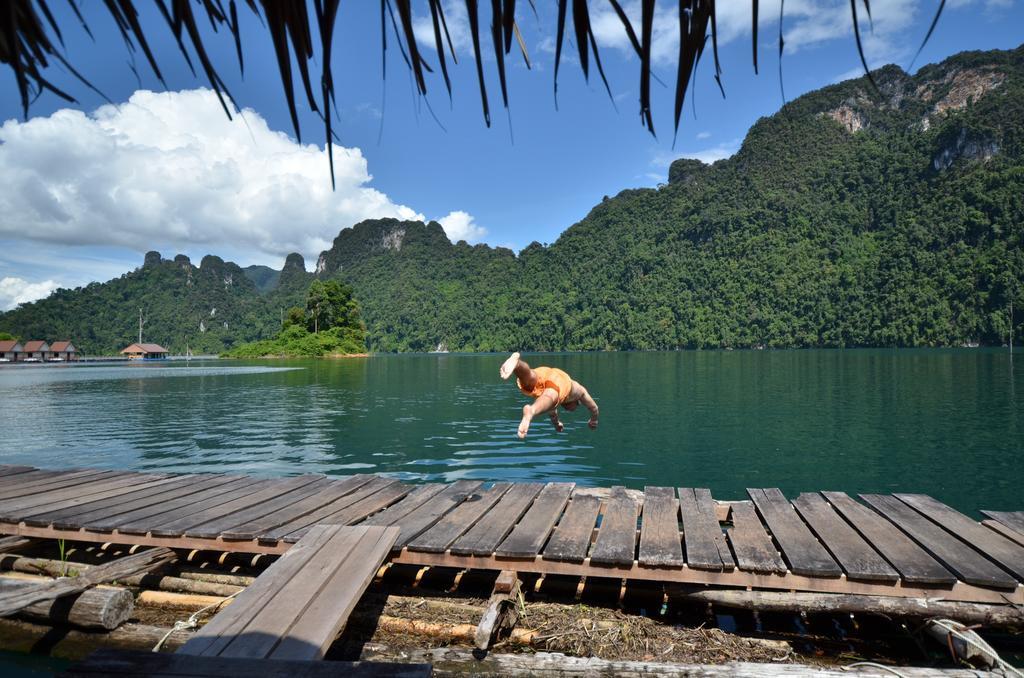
left=0, top=555, right=242, bottom=596
left=0, top=547, right=174, bottom=617
left=668, top=588, right=1024, bottom=628
left=358, top=644, right=987, bottom=676
left=136, top=590, right=233, bottom=610
left=0, top=617, right=190, bottom=659
left=177, top=570, right=256, bottom=587
left=0, top=579, right=132, bottom=630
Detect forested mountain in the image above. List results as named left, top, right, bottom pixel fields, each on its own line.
left=2, top=46, right=1022, bottom=354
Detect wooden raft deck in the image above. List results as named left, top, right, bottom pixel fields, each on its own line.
left=0, top=465, right=1022, bottom=605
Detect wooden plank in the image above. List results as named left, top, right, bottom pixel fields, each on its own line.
left=0, top=469, right=87, bottom=493
left=360, top=483, right=446, bottom=528
left=370, top=480, right=483, bottom=548
left=495, top=482, right=574, bottom=558
left=696, top=489, right=735, bottom=570
left=638, top=487, right=683, bottom=567
left=284, top=481, right=412, bottom=542
left=981, top=510, right=1024, bottom=537
left=0, top=473, right=157, bottom=520
left=23, top=475, right=191, bottom=528
left=983, top=519, right=1024, bottom=548
left=186, top=477, right=334, bottom=539
left=407, top=482, right=512, bottom=553
left=220, top=474, right=375, bottom=541
left=792, top=493, right=898, bottom=583
left=590, top=486, right=639, bottom=566
left=94, top=476, right=251, bottom=533
left=726, top=501, right=786, bottom=574
left=50, top=476, right=220, bottom=530
left=450, top=483, right=543, bottom=556
left=678, top=488, right=729, bottom=571
left=258, top=476, right=403, bottom=543
left=62, top=648, right=431, bottom=677
left=149, top=476, right=321, bottom=538
left=748, top=489, right=841, bottom=578
left=0, top=466, right=36, bottom=479
left=541, top=494, right=601, bottom=563
left=823, top=492, right=957, bottom=586
left=861, top=494, right=1018, bottom=589
left=0, top=469, right=121, bottom=505
left=269, top=526, right=398, bottom=660
left=127, top=479, right=277, bottom=536
left=179, top=525, right=398, bottom=661
left=177, top=525, right=347, bottom=657
left=896, top=494, right=1024, bottom=582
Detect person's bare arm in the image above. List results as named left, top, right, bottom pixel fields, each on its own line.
left=579, top=387, right=599, bottom=429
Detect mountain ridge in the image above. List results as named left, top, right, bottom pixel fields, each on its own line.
left=2, top=45, right=1022, bottom=354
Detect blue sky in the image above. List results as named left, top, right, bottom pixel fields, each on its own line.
left=0, top=0, right=1022, bottom=310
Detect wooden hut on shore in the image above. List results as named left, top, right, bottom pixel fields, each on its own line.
left=120, top=342, right=169, bottom=360
left=0, top=340, right=23, bottom=362
left=49, top=341, right=79, bottom=361
left=21, top=340, right=50, bottom=361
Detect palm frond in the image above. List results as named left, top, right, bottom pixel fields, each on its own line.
left=1, top=0, right=950, bottom=186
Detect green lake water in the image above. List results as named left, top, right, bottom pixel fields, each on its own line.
left=0, top=350, right=1021, bottom=514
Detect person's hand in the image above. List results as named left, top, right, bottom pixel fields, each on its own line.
left=588, top=416, right=598, bottom=430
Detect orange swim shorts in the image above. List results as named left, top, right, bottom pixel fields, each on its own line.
left=518, top=366, right=573, bottom=405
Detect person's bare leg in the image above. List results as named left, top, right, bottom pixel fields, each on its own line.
left=500, top=352, right=537, bottom=388
left=519, top=388, right=559, bottom=438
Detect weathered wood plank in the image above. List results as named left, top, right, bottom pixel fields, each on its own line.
left=792, top=493, right=898, bottom=583
left=980, top=510, right=1024, bottom=540
left=0, top=473, right=159, bottom=520
left=982, top=519, right=1024, bottom=548
left=726, top=501, right=786, bottom=574
left=896, top=494, right=1024, bottom=582
left=748, top=489, right=841, bottom=578
left=62, top=648, right=430, bottom=677
left=450, top=483, right=543, bottom=557
left=186, top=476, right=333, bottom=539
left=98, top=476, right=252, bottom=533
left=678, top=488, right=729, bottom=571
left=638, top=487, right=683, bottom=567
left=590, top=486, right=639, bottom=566
left=372, top=480, right=483, bottom=548
left=541, top=494, right=601, bottom=563
left=495, top=483, right=574, bottom=559
left=266, top=477, right=407, bottom=543
left=823, top=492, right=956, bottom=586
left=220, top=474, right=375, bottom=541
left=24, top=475, right=192, bottom=528
left=149, top=476, right=319, bottom=538
left=361, top=484, right=446, bottom=529
left=0, top=466, right=36, bottom=480
left=0, top=469, right=105, bottom=497
left=861, top=494, right=1018, bottom=589
left=58, top=476, right=225, bottom=530
left=179, top=525, right=398, bottom=661
left=408, top=482, right=512, bottom=553
left=0, top=470, right=124, bottom=507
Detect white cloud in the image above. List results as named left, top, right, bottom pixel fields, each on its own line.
left=0, top=89, right=459, bottom=266
left=652, top=138, right=741, bottom=169
left=696, top=131, right=712, bottom=140
left=437, top=210, right=487, bottom=243
left=0, top=277, right=59, bottom=310
left=413, top=1, right=473, bottom=58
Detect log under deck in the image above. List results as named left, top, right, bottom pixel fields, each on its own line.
left=0, top=465, right=1021, bottom=605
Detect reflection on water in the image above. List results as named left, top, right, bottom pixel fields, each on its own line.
left=0, top=350, right=1020, bottom=512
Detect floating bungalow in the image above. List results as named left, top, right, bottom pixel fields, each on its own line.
left=0, top=340, right=22, bottom=362
left=48, top=340, right=78, bottom=361
left=120, top=342, right=169, bottom=360
left=21, top=340, right=50, bottom=361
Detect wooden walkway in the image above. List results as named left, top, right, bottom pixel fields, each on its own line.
left=1, top=465, right=1022, bottom=606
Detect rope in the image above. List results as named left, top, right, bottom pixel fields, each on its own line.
left=926, top=618, right=1023, bottom=678
left=152, top=590, right=242, bottom=652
